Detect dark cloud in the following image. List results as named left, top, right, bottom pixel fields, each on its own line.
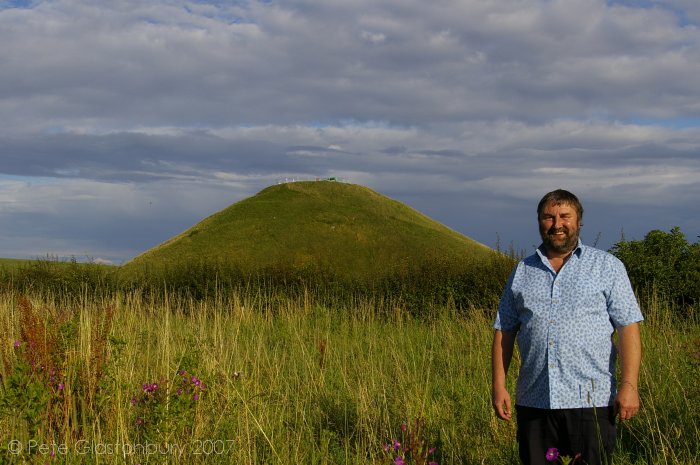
left=0, top=0, right=699, bottom=261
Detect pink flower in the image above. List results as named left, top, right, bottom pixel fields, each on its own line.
left=546, top=448, right=559, bottom=462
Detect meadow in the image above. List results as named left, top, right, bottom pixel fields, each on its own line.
left=0, top=281, right=698, bottom=465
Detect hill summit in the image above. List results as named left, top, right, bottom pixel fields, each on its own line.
left=124, top=181, right=494, bottom=279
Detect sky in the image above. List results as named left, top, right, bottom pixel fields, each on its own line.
left=1, top=0, right=699, bottom=264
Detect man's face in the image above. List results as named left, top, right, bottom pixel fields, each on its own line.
left=538, top=202, right=581, bottom=255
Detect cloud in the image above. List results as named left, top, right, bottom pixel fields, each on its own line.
left=0, top=0, right=699, bottom=260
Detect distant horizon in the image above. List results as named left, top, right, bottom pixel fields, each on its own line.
left=2, top=178, right=693, bottom=266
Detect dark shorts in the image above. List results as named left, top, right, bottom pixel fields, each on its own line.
left=515, top=405, right=616, bottom=465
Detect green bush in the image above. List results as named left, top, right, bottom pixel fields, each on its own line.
left=610, top=227, right=700, bottom=316
left=0, top=248, right=518, bottom=316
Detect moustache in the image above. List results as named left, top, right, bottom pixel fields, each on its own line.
left=547, top=227, right=568, bottom=235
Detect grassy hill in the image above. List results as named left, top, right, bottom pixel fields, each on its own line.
left=0, top=258, right=35, bottom=270
left=123, top=181, right=495, bottom=280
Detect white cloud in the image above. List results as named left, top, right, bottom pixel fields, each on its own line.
left=0, top=0, right=699, bottom=259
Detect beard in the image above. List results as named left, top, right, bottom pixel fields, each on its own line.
left=540, top=225, right=580, bottom=254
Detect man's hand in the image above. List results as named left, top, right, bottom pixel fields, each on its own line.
left=615, top=382, right=639, bottom=421
left=616, top=322, right=642, bottom=422
left=492, top=386, right=512, bottom=421
left=492, top=330, right=516, bottom=421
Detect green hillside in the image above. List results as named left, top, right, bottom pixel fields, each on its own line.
left=123, top=181, right=495, bottom=279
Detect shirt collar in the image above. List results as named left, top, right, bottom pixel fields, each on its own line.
left=536, top=239, right=584, bottom=261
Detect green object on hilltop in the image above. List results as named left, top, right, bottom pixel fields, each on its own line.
left=123, top=181, right=495, bottom=280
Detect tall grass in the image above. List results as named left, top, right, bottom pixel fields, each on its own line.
left=1, top=287, right=697, bottom=464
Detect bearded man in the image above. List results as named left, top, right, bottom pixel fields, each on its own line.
left=491, top=189, right=643, bottom=465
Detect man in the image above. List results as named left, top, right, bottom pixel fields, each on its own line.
left=492, top=189, right=643, bottom=465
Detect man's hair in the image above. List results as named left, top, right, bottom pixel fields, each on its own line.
left=537, top=189, right=584, bottom=220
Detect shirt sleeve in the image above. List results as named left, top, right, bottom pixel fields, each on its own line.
left=606, top=256, right=644, bottom=328
left=494, top=267, right=520, bottom=332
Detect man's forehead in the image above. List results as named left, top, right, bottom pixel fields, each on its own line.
left=540, top=201, right=577, bottom=213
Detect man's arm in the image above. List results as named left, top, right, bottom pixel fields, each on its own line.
left=492, top=329, right=517, bottom=421
left=615, top=322, right=641, bottom=421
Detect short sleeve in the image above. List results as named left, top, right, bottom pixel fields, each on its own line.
left=606, top=257, right=644, bottom=328
left=494, top=268, right=520, bottom=332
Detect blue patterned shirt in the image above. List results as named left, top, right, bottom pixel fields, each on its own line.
left=494, top=240, right=643, bottom=409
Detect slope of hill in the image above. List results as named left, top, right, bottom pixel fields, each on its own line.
left=123, top=181, right=495, bottom=279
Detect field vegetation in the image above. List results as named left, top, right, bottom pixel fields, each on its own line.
left=0, top=249, right=698, bottom=464
left=0, top=181, right=697, bottom=464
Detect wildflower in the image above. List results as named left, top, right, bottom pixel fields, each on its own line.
left=395, top=456, right=406, bottom=465
left=400, top=423, right=407, bottom=432
left=193, top=393, right=199, bottom=401
left=546, top=448, right=559, bottom=462
left=13, top=340, right=21, bottom=348
left=131, top=397, right=137, bottom=406
left=392, top=439, right=401, bottom=451
left=58, top=382, right=64, bottom=391
left=142, top=382, right=158, bottom=393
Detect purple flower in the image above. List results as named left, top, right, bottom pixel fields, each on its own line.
left=392, top=440, right=401, bottom=451
left=13, top=340, right=22, bottom=348
left=400, top=423, right=407, bottom=432
left=58, top=382, right=64, bottom=391
left=142, top=382, right=158, bottom=393
left=546, top=448, right=559, bottom=462
left=193, top=393, right=199, bottom=401
left=395, top=456, right=406, bottom=465
left=130, top=397, right=137, bottom=406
